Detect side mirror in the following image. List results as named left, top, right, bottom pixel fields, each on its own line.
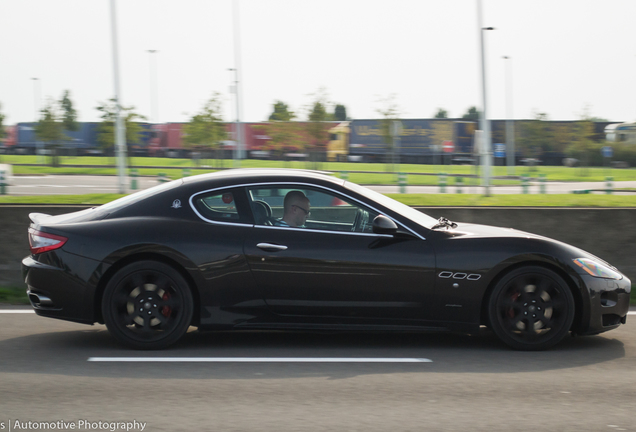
left=372, top=215, right=398, bottom=235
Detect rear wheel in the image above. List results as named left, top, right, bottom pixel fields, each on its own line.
left=488, top=266, right=574, bottom=351
left=102, top=261, right=193, bottom=350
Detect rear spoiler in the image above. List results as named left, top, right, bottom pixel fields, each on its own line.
left=29, top=213, right=51, bottom=224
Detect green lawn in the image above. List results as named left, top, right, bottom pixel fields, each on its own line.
left=3, top=155, right=635, bottom=185
left=2, top=192, right=636, bottom=207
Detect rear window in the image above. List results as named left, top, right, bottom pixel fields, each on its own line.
left=191, top=188, right=252, bottom=224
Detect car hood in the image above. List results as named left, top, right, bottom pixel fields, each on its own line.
left=445, top=222, right=542, bottom=239
left=445, top=222, right=615, bottom=268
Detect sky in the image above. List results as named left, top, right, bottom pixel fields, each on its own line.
left=2, top=0, right=636, bottom=126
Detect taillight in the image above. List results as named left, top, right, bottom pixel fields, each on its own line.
left=28, top=228, right=68, bottom=254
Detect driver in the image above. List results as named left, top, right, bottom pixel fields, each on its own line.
left=275, top=191, right=311, bottom=228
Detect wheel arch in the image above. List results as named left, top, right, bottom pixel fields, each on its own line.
left=93, top=252, right=201, bottom=327
left=479, top=260, right=584, bottom=332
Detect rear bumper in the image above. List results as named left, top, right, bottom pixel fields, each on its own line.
left=22, top=253, right=102, bottom=325
left=577, top=274, right=631, bottom=335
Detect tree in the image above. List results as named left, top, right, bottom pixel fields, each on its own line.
left=95, top=98, right=146, bottom=156
left=375, top=94, right=402, bottom=172
left=268, top=101, right=295, bottom=121
left=518, top=112, right=552, bottom=164
left=304, top=89, right=334, bottom=168
left=60, top=90, right=79, bottom=132
left=462, top=106, right=480, bottom=121
left=183, top=93, right=228, bottom=166
left=333, top=104, right=347, bottom=121
left=34, top=98, right=67, bottom=167
left=434, top=108, right=448, bottom=119
left=257, top=101, right=305, bottom=160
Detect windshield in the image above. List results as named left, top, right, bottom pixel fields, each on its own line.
left=98, top=179, right=183, bottom=212
left=344, top=181, right=438, bottom=229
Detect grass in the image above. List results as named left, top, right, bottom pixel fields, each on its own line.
left=0, top=287, right=29, bottom=305
left=386, top=193, right=636, bottom=207
left=3, top=155, right=635, bottom=184
left=0, top=193, right=125, bottom=205
left=5, top=193, right=636, bottom=207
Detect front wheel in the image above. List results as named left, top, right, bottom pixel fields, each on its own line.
left=102, top=261, right=194, bottom=350
left=488, top=266, right=575, bottom=351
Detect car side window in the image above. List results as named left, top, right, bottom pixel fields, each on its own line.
left=246, top=186, right=378, bottom=233
left=192, top=188, right=251, bottom=224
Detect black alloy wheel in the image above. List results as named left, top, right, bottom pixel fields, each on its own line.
left=102, top=260, right=194, bottom=350
left=488, top=266, right=575, bottom=351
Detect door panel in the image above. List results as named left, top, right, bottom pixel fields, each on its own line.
left=244, top=226, right=436, bottom=321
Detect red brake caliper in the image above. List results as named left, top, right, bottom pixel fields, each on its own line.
left=161, top=292, right=172, bottom=317
left=508, top=292, right=520, bottom=318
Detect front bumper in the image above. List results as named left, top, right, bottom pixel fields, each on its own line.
left=576, top=273, right=631, bottom=335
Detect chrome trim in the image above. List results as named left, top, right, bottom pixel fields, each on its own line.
left=189, top=181, right=426, bottom=240
left=256, top=242, right=288, bottom=251
left=453, top=273, right=467, bottom=280
left=438, top=271, right=453, bottom=278
left=27, top=291, right=54, bottom=306
left=467, top=274, right=482, bottom=281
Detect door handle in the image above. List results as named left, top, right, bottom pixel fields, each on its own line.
left=256, top=242, right=288, bottom=252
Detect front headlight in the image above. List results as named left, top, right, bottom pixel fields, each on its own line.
left=573, top=258, right=623, bottom=280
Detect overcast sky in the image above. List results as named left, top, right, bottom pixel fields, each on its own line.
left=2, top=0, right=635, bottom=125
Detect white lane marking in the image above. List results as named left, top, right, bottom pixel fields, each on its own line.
left=88, top=357, right=432, bottom=363
left=0, top=310, right=34, bottom=313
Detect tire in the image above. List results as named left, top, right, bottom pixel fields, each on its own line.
left=488, top=266, right=575, bottom=351
left=102, top=261, right=194, bottom=350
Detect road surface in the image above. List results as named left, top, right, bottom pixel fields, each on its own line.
left=0, top=308, right=635, bottom=431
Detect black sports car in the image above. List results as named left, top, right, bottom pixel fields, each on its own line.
left=22, top=169, right=631, bottom=350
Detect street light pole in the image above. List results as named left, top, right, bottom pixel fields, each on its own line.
left=503, top=55, right=515, bottom=175
left=109, top=0, right=127, bottom=194
left=232, top=0, right=243, bottom=167
left=31, top=77, right=43, bottom=162
left=477, top=0, right=494, bottom=196
left=228, top=68, right=240, bottom=166
left=147, top=50, right=158, bottom=123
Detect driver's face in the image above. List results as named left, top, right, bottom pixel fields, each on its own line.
left=292, top=200, right=310, bottom=226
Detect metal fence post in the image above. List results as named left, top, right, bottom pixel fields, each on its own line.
left=439, top=173, right=447, bottom=193
left=158, top=172, right=168, bottom=183
left=455, top=176, right=463, bottom=194
left=521, top=175, right=529, bottom=194
left=0, top=170, right=6, bottom=195
left=341, top=171, right=349, bottom=181
left=130, top=168, right=138, bottom=190
left=539, top=174, right=546, bottom=194
left=398, top=172, right=407, bottom=194
left=606, top=176, right=613, bottom=195
left=183, top=168, right=191, bottom=178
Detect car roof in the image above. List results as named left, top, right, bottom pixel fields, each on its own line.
left=181, top=168, right=345, bottom=187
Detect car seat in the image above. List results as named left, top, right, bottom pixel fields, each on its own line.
left=251, top=200, right=273, bottom=225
